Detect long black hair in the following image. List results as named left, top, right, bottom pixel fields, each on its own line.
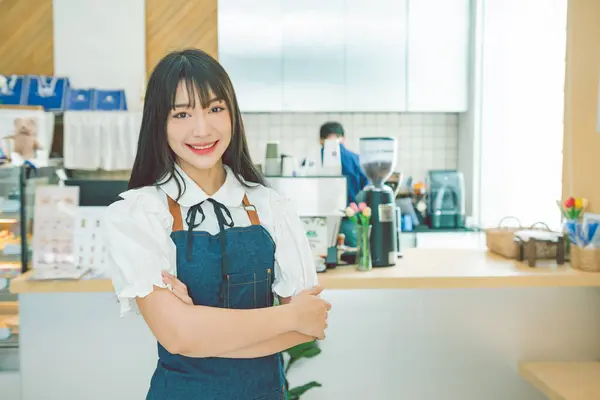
left=128, top=49, right=266, bottom=196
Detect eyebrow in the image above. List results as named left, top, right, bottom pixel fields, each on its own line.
left=173, top=98, right=224, bottom=109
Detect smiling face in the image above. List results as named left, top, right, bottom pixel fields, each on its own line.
left=166, top=81, right=232, bottom=176
left=128, top=49, right=267, bottom=193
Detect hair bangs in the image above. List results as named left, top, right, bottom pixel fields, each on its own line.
left=166, top=60, right=230, bottom=111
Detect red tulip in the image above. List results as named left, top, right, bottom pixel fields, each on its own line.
left=564, top=197, right=575, bottom=208
left=349, top=202, right=359, bottom=212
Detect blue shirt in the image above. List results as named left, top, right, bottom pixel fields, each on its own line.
left=321, top=144, right=368, bottom=205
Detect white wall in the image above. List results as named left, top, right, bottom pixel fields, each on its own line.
left=53, top=0, right=146, bottom=111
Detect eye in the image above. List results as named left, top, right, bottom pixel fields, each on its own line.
left=209, top=106, right=225, bottom=114
left=173, top=112, right=191, bottom=119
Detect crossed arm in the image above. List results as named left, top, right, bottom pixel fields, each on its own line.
left=135, top=273, right=318, bottom=359
left=217, top=296, right=315, bottom=359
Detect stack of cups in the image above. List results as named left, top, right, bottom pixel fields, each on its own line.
left=264, top=141, right=281, bottom=176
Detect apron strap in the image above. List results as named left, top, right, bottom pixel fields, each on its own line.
left=242, top=194, right=260, bottom=225
left=167, top=196, right=184, bottom=231
left=167, top=194, right=259, bottom=231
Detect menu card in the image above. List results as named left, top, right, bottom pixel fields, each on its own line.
left=30, top=185, right=87, bottom=280
left=73, top=206, right=107, bottom=279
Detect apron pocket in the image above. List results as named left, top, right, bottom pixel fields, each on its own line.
left=226, top=270, right=271, bottom=309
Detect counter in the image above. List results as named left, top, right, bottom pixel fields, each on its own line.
left=519, top=362, right=600, bottom=400
left=11, top=249, right=600, bottom=293
left=10, top=249, right=600, bottom=400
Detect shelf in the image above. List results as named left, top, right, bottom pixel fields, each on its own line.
left=0, top=213, right=19, bottom=223
left=0, top=312, right=18, bottom=348
left=0, top=301, right=18, bottom=315
left=0, top=314, right=18, bottom=333
left=0, top=254, right=23, bottom=263
left=519, top=362, right=600, bottom=400
left=0, top=263, right=21, bottom=282
left=0, top=334, right=18, bottom=348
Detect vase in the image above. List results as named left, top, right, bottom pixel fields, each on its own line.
left=562, top=219, right=579, bottom=261
left=356, top=224, right=372, bottom=271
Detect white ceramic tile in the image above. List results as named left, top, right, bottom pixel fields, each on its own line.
left=412, top=136, right=423, bottom=150
left=243, top=112, right=459, bottom=179
left=423, top=126, right=435, bottom=138
left=423, top=136, right=435, bottom=151
left=411, top=113, right=423, bottom=125
left=434, top=139, right=447, bottom=150
left=422, top=114, right=435, bottom=126
left=446, top=114, right=458, bottom=125
left=433, top=126, right=447, bottom=138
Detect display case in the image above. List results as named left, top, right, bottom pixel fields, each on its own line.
left=0, top=163, right=58, bottom=349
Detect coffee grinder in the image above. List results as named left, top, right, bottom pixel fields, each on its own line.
left=359, top=137, right=399, bottom=267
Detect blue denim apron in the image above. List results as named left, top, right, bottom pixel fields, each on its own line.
left=146, top=194, right=286, bottom=399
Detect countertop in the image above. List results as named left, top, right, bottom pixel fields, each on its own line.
left=10, top=249, right=600, bottom=294
left=519, top=362, right=600, bottom=400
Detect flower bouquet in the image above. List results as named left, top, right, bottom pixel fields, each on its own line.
left=558, top=196, right=588, bottom=221
left=558, top=196, right=593, bottom=262
left=345, top=202, right=372, bottom=271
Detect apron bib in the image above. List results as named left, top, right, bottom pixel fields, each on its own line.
left=147, top=194, right=286, bottom=400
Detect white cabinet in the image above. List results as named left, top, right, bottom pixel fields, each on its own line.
left=345, top=0, right=408, bottom=112
left=217, top=0, right=284, bottom=112
left=281, top=0, right=346, bottom=111
left=218, top=0, right=470, bottom=113
left=406, top=0, right=470, bottom=112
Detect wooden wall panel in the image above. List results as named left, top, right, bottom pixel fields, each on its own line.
left=0, top=0, right=54, bottom=75
left=562, top=0, right=600, bottom=212
left=146, top=0, right=218, bottom=77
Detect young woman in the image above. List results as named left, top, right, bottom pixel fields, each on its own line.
left=103, top=49, right=331, bottom=399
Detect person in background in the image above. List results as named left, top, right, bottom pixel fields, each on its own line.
left=319, top=122, right=369, bottom=247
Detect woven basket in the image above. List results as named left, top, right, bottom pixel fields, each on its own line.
left=486, top=218, right=558, bottom=259
left=485, top=217, right=522, bottom=258
left=570, top=246, right=600, bottom=272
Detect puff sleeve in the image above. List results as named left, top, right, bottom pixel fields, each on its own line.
left=102, top=187, right=177, bottom=317
left=269, top=190, right=319, bottom=298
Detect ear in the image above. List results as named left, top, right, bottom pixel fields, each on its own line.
left=14, top=118, right=22, bottom=126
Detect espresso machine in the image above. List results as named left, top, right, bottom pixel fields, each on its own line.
left=359, top=137, right=399, bottom=267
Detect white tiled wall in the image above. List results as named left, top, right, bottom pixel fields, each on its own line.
left=242, top=112, right=459, bottom=182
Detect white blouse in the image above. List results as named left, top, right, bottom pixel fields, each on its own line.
left=103, top=165, right=319, bottom=317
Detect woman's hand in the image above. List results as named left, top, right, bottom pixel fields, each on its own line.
left=162, top=271, right=194, bottom=306
left=288, top=286, right=331, bottom=340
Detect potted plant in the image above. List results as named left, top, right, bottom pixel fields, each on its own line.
left=283, top=340, right=322, bottom=399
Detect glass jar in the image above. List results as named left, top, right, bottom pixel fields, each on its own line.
left=356, top=224, right=372, bottom=271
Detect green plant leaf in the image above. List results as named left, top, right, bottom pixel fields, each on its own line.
left=286, top=348, right=321, bottom=373
left=285, top=342, right=321, bottom=373
left=288, top=381, right=322, bottom=398
left=299, top=347, right=321, bottom=359
left=285, top=340, right=318, bottom=359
